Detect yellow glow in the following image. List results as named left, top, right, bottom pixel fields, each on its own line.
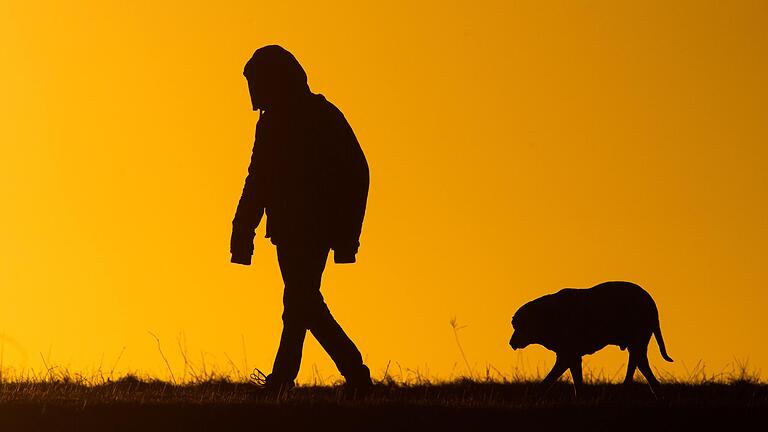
left=1, top=0, right=766, bottom=382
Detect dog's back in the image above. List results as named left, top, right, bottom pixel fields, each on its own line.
left=562, top=281, right=662, bottom=355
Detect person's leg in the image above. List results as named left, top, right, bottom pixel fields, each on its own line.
left=276, top=244, right=370, bottom=385
left=302, top=259, right=369, bottom=384
left=268, top=320, right=307, bottom=385
left=267, top=244, right=320, bottom=384
left=307, top=302, right=368, bottom=383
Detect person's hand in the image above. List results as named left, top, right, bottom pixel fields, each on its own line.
left=230, top=251, right=252, bottom=266
left=230, top=224, right=255, bottom=266
left=333, top=247, right=357, bottom=264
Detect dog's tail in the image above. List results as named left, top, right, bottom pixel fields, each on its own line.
left=654, top=319, right=674, bottom=362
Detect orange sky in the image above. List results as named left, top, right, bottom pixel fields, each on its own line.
left=1, top=0, right=766, bottom=383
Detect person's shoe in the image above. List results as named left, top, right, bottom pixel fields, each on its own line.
left=248, top=368, right=295, bottom=399
left=343, top=365, right=373, bottom=399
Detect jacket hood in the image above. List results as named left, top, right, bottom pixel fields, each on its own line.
left=244, top=45, right=309, bottom=95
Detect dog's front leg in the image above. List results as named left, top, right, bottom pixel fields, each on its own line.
left=540, top=355, right=569, bottom=395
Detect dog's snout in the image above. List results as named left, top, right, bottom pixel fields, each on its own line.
left=509, top=333, right=522, bottom=350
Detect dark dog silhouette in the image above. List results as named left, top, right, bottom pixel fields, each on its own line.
left=510, top=281, right=673, bottom=395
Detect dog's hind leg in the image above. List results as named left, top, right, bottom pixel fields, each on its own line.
left=636, top=349, right=661, bottom=396
left=624, top=350, right=638, bottom=385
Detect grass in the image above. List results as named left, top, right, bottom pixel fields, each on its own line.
left=0, top=368, right=764, bottom=431
left=0, top=332, right=763, bottom=430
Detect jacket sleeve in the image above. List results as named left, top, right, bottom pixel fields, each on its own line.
left=326, top=108, right=369, bottom=263
left=230, top=120, right=269, bottom=264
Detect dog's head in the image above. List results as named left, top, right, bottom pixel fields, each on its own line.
left=509, top=294, right=564, bottom=350
left=509, top=302, right=540, bottom=349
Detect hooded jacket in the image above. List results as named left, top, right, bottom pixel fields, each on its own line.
left=231, top=47, right=369, bottom=264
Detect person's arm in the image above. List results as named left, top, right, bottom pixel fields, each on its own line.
left=231, top=122, right=269, bottom=265
left=327, top=108, right=369, bottom=264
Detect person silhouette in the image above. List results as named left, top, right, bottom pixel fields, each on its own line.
left=230, top=45, right=372, bottom=394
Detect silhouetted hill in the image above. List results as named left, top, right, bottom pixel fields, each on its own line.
left=0, top=379, right=765, bottom=431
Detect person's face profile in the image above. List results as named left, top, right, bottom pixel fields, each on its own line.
left=246, top=77, right=266, bottom=111
left=245, top=66, right=304, bottom=112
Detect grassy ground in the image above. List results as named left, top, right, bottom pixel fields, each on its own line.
left=0, top=376, right=765, bottom=431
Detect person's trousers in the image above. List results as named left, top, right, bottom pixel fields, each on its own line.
left=270, top=243, right=366, bottom=383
